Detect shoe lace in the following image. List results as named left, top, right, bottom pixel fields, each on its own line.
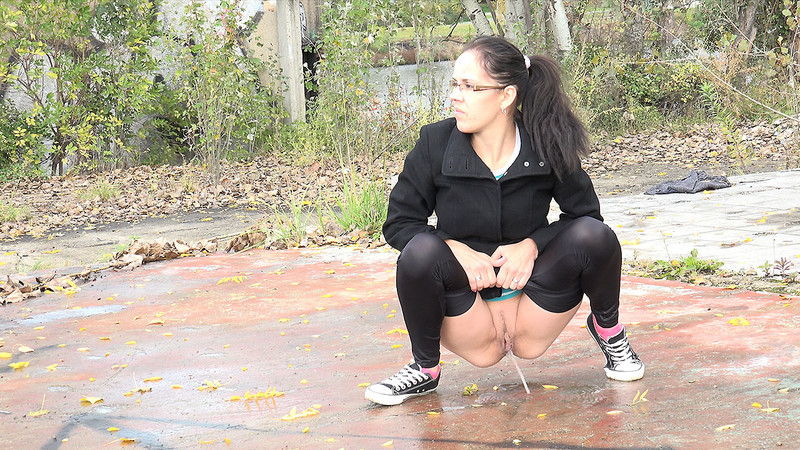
left=384, top=365, right=428, bottom=389
left=605, top=335, right=636, bottom=364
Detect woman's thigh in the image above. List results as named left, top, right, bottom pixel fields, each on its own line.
left=440, top=294, right=519, bottom=368
left=511, top=293, right=582, bottom=359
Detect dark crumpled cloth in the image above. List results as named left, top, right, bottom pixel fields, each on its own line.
left=645, top=169, right=731, bottom=195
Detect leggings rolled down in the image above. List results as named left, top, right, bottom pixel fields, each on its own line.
left=394, top=216, right=622, bottom=368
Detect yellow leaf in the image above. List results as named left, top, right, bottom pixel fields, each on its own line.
left=620, top=239, right=641, bottom=246
left=9, top=361, right=29, bottom=370
left=107, top=427, right=120, bottom=432
left=27, top=409, right=49, bottom=417
left=0, top=352, right=11, bottom=359
left=81, top=397, right=103, bottom=405
left=321, top=293, right=332, bottom=298
left=148, top=319, right=165, bottom=325
left=99, top=337, right=111, bottom=341
left=46, top=364, right=58, bottom=371
left=225, top=438, right=231, bottom=445
left=125, top=341, right=136, bottom=345
left=279, top=318, right=290, bottom=323
left=357, top=382, right=370, bottom=387
left=33, top=326, right=44, bottom=331
left=715, top=424, right=735, bottom=432
left=42, top=249, right=62, bottom=254
left=427, top=411, right=440, bottom=415
left=767, top=378, right=779, bottom=382
left=77, top=348, right=90, bottom=352
left=542, top=385, right=559, bottom=390
left=200, top=440, right=214, bottom=444
left=391, top=344, right=403, bottom=349
left=760, top=407, right=780, bottom=413
left=382, top=441, right=393, bottom=447
left=143, top=377, right=162, bottom=382
left=606, top=410, right=624, bottom=415
left=18, top=345, right=34, bottom=353
left=120, top=438, right=136, bottom=443
left=302, top=427, right=310, bottom=433
left=163, top=333, right=173, bottom=337
left=172, top=385, right=182, bottom=389
left=537, top=413, right=547, bottom=419
left=728, top=317, right=750, bottom=326
left=229, top=396, right=242, bottom=401
left=386, top=328, right=408, bottom=335
left=325, top=269, right=336, bottom=274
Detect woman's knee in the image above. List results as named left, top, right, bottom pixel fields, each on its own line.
left=398, top=233, right=447, bottom=271
left=568, top=217, right=620, bottom=255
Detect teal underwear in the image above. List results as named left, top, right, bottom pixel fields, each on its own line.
left=485, top=288, right=522, bottom=302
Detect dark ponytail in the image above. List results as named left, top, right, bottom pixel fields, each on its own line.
left=462, top=37, right=589, bottom=180
left=521, top=55, right=589, bottom=180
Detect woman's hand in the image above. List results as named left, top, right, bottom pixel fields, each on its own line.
left=445, top=239, right=495, bottom=292
left=491, top=238, right=538, bottom=290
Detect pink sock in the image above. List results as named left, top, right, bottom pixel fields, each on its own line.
left=593, top=315, right=623, bottom=341
left=420, top=364, right=440, bottom=379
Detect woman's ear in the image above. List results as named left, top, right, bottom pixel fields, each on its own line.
left=501, top=85, right=518, bottom=113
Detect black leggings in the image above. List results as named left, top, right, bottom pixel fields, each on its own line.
left=395, top=216, right=622, bottom=368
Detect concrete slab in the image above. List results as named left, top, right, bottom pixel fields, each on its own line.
left=1, top=247, right=798, bottom=449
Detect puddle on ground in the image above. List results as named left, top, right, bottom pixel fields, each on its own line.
left=20, top=305, right=127, bottom=325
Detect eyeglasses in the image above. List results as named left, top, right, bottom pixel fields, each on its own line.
left=449, top=80, right=507, bottom=93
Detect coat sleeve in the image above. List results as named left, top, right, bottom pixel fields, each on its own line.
left=382, top=126, right=452, bottom=251
left=529, top=168, right=603, bottom=252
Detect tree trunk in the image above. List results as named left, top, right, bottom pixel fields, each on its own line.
left=505, top=0, right=534, bottom=51
left=734, top=0, right=758, bottom=52
left=461, top=0, right=495, bottom=36
left=545, top=0, right=572, bottom=56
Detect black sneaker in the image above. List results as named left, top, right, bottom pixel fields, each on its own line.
left=365, top=362, right=439, bottom=406
left=586, top=314, right=645, bottom=381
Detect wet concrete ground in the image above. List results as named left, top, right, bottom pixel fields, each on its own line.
left=1, top=246, right=798, bottom=449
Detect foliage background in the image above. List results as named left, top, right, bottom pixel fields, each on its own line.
left=0, top=1, right=798, bottom=242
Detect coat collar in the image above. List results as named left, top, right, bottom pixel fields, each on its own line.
left=441, top=120, right=551, bottom=179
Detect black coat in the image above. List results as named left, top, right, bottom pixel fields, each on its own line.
left=383, top=117, right=603, bottom=256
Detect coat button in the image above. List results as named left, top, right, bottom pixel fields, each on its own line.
left=539, top=161, right=545, bottom=167
left=523, top=161, right=529, bottom=167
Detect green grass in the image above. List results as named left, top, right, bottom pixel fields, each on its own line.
left=0, top=204, right=32, bottom=223
left=392, top=22, right=479, bottom=42
left=78, top=180, right=121, bottom=202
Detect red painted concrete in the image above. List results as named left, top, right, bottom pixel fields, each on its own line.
left=1, top=247, right=798, bottom=448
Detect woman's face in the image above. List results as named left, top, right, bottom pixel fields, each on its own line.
left=450, top=50, right=507, bottom=135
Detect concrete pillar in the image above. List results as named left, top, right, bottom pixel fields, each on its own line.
left=276, top=0, right=305, bottom=122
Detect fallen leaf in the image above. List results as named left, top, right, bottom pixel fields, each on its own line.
left=537, top=413, right=547, bottom=419
left=107, top=427, right=120, bottom=432
left=606, top=410, right=624, bottom=415
left=715, top=424, right=735, bottom=432
left=81, top=397, right=103, bottom=405
left=46, top=364, right=58, bottom=371
left=147, top=319, right=165, bottom=325
left=18, top=345, right=34, bottom=353
left=27, top=409, right=49, bottom=417
left=728, top=317, right=750, bottom=326
left=9, top=361, right=29, bottom=370
left=280, top=406, right=319, bottom=420
left=0, top=352, right=11, bottom=359
left=125, top=341, right=136, bottom=345
left=143, top=377, right=162, bottom=383
left=542, top=385, right=559, bottom=390
left=381, top=441, right=393, bottom=447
